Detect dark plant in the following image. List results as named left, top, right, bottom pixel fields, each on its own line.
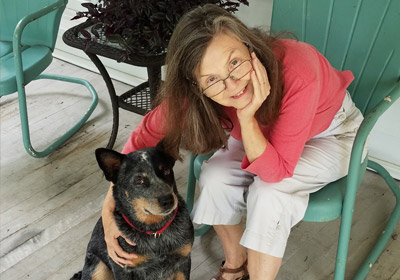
left=73, top=0, right=249, bottom=60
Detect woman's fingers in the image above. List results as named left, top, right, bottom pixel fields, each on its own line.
left=251, top=52, right=268, bottom=80
left=251, top=69, right=261, bottom=98
left=237, top=52, right=271, bottom=121
left=102, top=212, right=137, bottom=267
left=251, top=52, right=270, bottom=98
left=123, top=236, right=136, bottom=247
left=107, top=236, right=137, bottom=267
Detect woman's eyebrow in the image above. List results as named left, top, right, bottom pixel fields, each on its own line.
left=224, top=49, right=236, bottom=67
left=199, top=49, right=236, bottom=78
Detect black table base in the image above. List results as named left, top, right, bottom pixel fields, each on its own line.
left=63, top=21, right=165, bottom=149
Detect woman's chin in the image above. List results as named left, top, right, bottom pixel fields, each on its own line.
left=234, top=90, right=253, bottom=109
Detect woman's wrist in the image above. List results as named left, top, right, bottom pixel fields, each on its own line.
left=240, top=117, right=267, bottom=163
left=102, top=184, right=116, bottom=217
left=102, top=204, right=114, bottom=217
left=238, top=115, right=257, bottom=128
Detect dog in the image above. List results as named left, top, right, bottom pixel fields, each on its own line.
left=71, top=141, right=194, bottom=280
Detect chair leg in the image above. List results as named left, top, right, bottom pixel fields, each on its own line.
left=185, top=153, right=197, bottom=214
left=17, top=73, right=98, bottom=158
left=334, top=196, right=355, bottom=278
left=353, top=160, right=400, bottom=279
left=185, top=153, right=212, bottom=237
left=194, top=224, right=212, bottom=237
left=334, top=160, right=400, bottom=280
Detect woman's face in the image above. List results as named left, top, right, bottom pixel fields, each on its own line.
left=197, top=32, right=253, bottom=109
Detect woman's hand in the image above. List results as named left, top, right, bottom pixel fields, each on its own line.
left=102, top=184, right=137, bottom=267
left=237, top=52, right=271, bottom=123
left=237, top=52, right=269, bottom=163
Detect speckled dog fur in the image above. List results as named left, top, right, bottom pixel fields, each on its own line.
left=71, top=141, right=194, bottom=280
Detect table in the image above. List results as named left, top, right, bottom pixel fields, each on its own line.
left=63, top=21, right=166, bottom=149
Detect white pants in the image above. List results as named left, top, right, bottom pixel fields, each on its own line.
left=192, top=92, right=366, bottom=257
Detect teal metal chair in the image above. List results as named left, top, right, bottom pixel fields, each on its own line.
left=185, top=0, right=400, bottom=278
left=0, top=0, right=98, bottom=158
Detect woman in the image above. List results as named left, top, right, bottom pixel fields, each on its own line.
left=101, top=4, right=365, bottom=280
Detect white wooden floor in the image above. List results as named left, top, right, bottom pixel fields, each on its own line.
left=0, top=59, right=399, bottom=280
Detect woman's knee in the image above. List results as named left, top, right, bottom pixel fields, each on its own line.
left=199, top=159, right=252, bottom=193
left=247, top=180, right=289, bottom=213
left=246, top=178, right=309, bottom=229
left=198, top=161, right=227, bottom=192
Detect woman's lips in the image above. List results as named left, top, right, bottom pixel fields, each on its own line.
left=232, top=86, right=247, bottom=99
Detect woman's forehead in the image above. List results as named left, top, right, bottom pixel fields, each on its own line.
left=198, top=33, right=247, bottom=76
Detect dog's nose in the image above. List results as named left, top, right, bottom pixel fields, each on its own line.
left=158, top=194, right=174, bottom=210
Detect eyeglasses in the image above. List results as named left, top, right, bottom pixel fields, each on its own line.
left=202, top=59, right=253, bottom=98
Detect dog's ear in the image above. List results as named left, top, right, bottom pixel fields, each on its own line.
left=95, top=148, right=125, bottom=184
left=156, top=138, right=179, bottom=161
left=155, top=138, right=168, bottom=153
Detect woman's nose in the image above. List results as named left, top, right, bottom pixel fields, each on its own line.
left=224, top=76, right=240, bottom=91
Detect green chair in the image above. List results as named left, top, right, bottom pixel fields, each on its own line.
left=185, top=0, right=400, bottom=278
left=0, top=0, right=98, bottom=158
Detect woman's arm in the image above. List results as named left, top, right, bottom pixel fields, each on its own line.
left=239, top=117, right=267, bottom=163
left=122, top=103, right=168, bottom=154
left=237, top=52, right=270, bottom=163
left=102, top=102, right=168, bottom=265
left=102, top=183, right=137, bottom=267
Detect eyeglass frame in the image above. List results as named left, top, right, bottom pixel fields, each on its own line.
left=201, top=58, right=253, bottom=98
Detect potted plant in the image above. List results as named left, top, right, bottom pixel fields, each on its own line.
left=73, top=0, right=249, bottom=61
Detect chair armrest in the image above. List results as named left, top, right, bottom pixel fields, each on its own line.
left=12, top=0, right=67, bottom=84
left=346, top=82, right=400, bottom=191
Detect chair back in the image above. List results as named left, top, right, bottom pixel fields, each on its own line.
left=271, top=0, right=400, bottom=115
left=0, top=0, right=66, bottom=50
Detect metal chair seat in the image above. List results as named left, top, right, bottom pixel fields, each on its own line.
left=0, top=41, right=13, bottom=57
left=303, top=158, right=367, bottom=222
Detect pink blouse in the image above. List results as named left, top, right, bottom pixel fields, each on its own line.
left=122, top=39, right=354, bottom=182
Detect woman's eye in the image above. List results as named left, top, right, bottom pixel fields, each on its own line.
left=207, top=76, right=219, bottom=85
left=230, top=59, right=240, bottom=69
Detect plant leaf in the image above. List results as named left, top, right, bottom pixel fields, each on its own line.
left=71, top=15, right=82, bottom=20
left=79, top=29, right=92, bottom=39
left=73, top=0, right=249, bottom=55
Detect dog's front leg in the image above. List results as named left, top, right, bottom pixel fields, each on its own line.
left=111, top=263, right=144, bottom=280
left=110, top=263, right=129, bottom=280
left=173, top=256, right=191, bottom=280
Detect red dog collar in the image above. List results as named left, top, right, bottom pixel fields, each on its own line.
left=122, top=207, right=178, bottom=238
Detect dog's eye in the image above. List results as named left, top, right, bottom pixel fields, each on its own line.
left=136, top=177, right=145, bottom=185
left=163, top=169, right=171, bottom=176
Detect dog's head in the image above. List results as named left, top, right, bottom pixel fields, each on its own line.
left=95, top=141, right=178, bottom=223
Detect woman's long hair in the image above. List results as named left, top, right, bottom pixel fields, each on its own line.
left=156, top=4, right=284, bottom=159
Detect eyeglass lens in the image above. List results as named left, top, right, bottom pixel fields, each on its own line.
left=203, top=60, right=252, bottom=97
